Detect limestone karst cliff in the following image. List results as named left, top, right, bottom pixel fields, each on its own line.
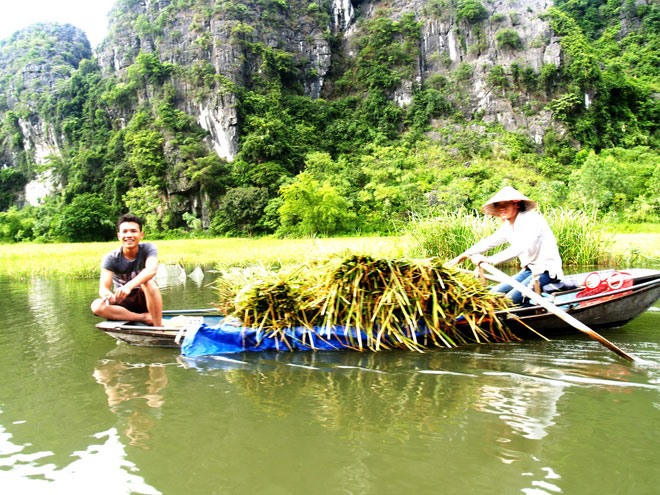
left=94, top=0, right=564, bottom=161
left=0, top=0, right=657, bottom=238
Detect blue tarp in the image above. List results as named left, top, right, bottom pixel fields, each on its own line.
left=181, top=322, right=375, bottom=356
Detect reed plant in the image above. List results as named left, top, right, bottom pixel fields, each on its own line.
left=404, top=209, right=497, bottom=259
left=403, top=208, right=613, bottom=267
left=545, top=209, right=611, bottom=266
left=215, top=254, right=515, bottom=352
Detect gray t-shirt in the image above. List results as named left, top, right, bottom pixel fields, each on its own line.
left=101, top=242, right=158, bottom=291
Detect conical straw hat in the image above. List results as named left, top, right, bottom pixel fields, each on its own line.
left=482, top=186, right=537, bottom=216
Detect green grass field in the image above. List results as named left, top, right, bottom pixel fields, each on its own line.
left=0, top=232, right=657, bottom=280
left=0, top=236, right=407, bottom=279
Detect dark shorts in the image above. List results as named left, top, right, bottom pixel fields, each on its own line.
left=119, top=289, right=148, bottom=313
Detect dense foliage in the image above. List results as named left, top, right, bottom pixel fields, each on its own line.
left=0, top=0, right=658, bottom=244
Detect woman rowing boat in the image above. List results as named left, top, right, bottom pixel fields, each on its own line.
left=447, top=186, right=564, bottom=305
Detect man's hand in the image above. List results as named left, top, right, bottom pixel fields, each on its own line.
left=113, top=285, right=132, bottom=303
left=101, top=292, right=116, bottom=305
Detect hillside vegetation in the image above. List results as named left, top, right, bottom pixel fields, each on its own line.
left=0, top=0, right=658, bottom=243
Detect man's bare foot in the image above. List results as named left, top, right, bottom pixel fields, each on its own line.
left=141, top=313, right=154, bottom=326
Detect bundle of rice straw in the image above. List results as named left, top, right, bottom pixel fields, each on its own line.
left=215, top=255, right=516, bottom=352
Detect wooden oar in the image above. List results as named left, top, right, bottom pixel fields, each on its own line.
left=476, top=261, right=638, bottom=362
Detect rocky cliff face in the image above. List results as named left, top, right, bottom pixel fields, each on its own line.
left=0, top=0, right=568, bottom=211
left=0, top=23, right=91, bottom=204
left=96, top=0, right=348, bottom=162
left=419, top=0, right=561, bottom=143
left=0, top=0, right=655, bottom=238
left=3, top=0, right=649, bottom=218
left=91, top=0, right=565, bottom=161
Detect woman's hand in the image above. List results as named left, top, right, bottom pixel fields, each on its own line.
left=446, top=254, right=467, bottom=267
left=469, top=254, right=489, bottom=266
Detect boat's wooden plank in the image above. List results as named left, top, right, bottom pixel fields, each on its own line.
left=95, top=320, right=130, bottom=330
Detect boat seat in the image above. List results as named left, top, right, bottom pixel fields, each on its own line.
left=542, top=280, right=579, bottom=294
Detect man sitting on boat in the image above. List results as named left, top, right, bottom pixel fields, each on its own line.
left=447, top=186, right=564, bottom=305
left=91, top=213, right=163, bottom=326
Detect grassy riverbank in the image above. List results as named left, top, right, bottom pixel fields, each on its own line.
left=0, top=232, right=658, bottom=280
left=0, top=236, right=408, bottom=279
left=608, top=233, right=660, bottom=266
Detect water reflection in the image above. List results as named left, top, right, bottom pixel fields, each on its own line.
left=93, top=360, right=169, bottom=449
left=0, top=417, right=160, bottom=494
left=1, top=275, right=658, bottom=494
left=179, top=346, right=660, bottom=431
left=476, top=372, right=567, bottom=440
left=185, top=352, right=446, bottom=421
left=22, top=278, right=76, bottom=364
left=179, top=344, right=660, bottom=495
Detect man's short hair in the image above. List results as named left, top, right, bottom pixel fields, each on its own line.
left=117, top=213, right=144, bottom=231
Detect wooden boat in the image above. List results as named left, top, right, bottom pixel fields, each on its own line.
left=493, top=268, right=660, bottom=335
left=95, top=268, right=660, bottom=351
left=95, top=309, right=223, bottom=348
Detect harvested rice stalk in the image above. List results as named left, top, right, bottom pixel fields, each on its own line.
left=215, top=254, right=516, bottom=351
left=215, top=264, right=313, bottom=332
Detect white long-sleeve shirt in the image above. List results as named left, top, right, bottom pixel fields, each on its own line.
left=464, top=210, right=564, bottom=279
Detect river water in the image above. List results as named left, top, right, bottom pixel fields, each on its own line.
left=0, top=272, right=659, bottom=495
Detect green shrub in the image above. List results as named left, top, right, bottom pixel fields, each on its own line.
left=52, top=193, right=116, bottom=242
left=0, top=207, right=35, bottom=242
left=456, top=0, right=489, bottom=24
left=487, top=65, right=509, bottom=90
left=496, top=29, right=523, bottom=50
left=545, top=209, right=610, bottom=266
left=454, top=62, right=474, bottom=82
